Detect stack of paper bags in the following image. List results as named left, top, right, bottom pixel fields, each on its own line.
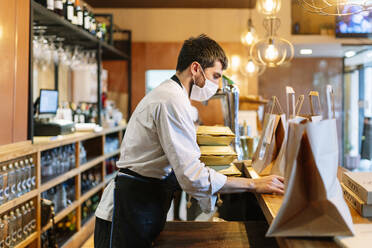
left=197, top=126, right=239, bottom=176
left=341, top=172, right=372, bottom=217
left=197, top=125, right=235, bottom=146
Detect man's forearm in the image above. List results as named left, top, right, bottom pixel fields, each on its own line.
left=218, top=175, right=285, bottom=195
left=218, top=177, right=255, bottom=194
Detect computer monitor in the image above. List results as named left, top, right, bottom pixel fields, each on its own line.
left=39, top=89, right=58, bottom=115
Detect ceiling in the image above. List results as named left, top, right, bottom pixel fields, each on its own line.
left=85, top=0, right=257, bottom=9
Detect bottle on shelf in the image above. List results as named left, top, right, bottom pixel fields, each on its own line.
left=0, top=166, right=4, bottom=205
left=75, top=0, right=83, bottom=27
left=25, top=203, right=32, bottom=235
left=29, top=201, right=36, bottom=232
left=14, top=161, right=22, bottom=198
left=96, top=23, right=103, bottom=40
left=63, top=0, right=68, bottom=19
left=25, top=159, right=32, bottom=192
left=80, top=103, right=87, bottom=123
left=90, top=13, right=97, bottom=35
left=21, top=205, right=29, bottom=238
left=83, top=4, right=91, bottom=31
left=73, top=104, right=83, bottom=123
left=3, top=215, right=10, bottom=248
left=54, top=0, right=63, bottom=15
left=1, top=166, right=9, bottom=204
left=8, top=164, right=16, bottom=201
left=29, top=157, right=36, bottom=190
left=66, top=0, right=75, bottom=23
left=21, top=160, right=28, bottom=195
left=0, top=217, right=4, bottom=248
left=15, top=208, right=23, bottom=244
left=36, top=0, right=54, bottom=10
left=9, top=211, right=17, bottom=247
left=68, top=144, right=76, bottom=170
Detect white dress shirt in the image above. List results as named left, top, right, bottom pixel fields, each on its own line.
left=95, top=78, right=227, bottom=221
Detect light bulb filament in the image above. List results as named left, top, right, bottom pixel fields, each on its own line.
left=265, top=44, right=279, bottom=61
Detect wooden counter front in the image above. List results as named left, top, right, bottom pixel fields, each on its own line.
left=155, top=221, right=278, bottom=248
left=243, top=162, right=372, bottom=248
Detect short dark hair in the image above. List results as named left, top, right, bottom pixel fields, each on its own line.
left=176, top=34, right=228, bottom=72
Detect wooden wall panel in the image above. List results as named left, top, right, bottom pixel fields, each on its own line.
left=131, top=42, right=146, bottom=113
left=102, top=60, right=129, bottom=120
left=0, top=0, right=17, bottom=145
left=13, top=0, right=30, bottom=142
left=0, top=0, right=30, bottom=146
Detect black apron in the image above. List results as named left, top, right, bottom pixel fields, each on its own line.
left=110, top=75, right=183, bottom=248
left=110, top=169, right=181, bottom=248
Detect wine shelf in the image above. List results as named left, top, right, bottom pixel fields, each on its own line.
left=0, top=125, right=125, bottom=248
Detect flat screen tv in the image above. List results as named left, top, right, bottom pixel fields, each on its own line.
left=336, top=6, right=372, bottom=38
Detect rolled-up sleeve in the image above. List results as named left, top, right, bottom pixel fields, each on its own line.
left=154, top=101, right=227, bottom=212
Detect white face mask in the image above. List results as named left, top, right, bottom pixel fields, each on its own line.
left=190, top=66, right=218, bottom=102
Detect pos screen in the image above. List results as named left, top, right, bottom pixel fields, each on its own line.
left=39, top=89, right=59, bottom=114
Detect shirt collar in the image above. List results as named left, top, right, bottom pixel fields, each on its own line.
left=170, top=75, right=189, bottom=99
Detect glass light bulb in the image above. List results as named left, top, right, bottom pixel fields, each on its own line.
left=244, top=32, right=255, bottom=45
left=263, top=0, right=275, bottom=12
left=264, top=44, right=279, bottom=61
left=231, top=55, right=241, bottom=71
left=246, top=61, right=256, bottom=74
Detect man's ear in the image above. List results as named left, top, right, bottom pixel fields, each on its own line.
left=190, top=62, right=199, bottom=76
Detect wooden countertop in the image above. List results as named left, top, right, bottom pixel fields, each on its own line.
left=243, top=162, right=372, bottom=248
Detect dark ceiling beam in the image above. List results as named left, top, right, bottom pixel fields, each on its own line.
left=85, top=0, right=256, bottom=9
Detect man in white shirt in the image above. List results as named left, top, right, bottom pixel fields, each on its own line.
left=94, top=34, right=284, bottom=248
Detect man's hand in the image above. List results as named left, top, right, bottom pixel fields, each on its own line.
left=219, top=175, right=284, bottom=195
left=252, top=175, right=284, bottom=195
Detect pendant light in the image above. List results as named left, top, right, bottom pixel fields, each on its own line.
left=296, top=0, right=372, bottom=16
left=257, top=0, right=282, bottom=16
left=241, top=57, right=266, bottom=76
left=241, top=9, right=258, bottom=46
left=250, top=17, right=294, bottom=67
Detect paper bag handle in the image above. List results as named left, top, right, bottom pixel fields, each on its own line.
left=326, top=85, right=335, bottom=119
left=308, top=91, right=322, bottom=116
left=269, top=96, right=284, bottom=115
left=286, top=86, right=295, bottom=119
left=295, top=95, right=305, bottom=116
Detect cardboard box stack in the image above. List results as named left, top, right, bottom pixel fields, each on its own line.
left=341, top=172, right=372, bottom=217
left=196, top=126, right=239, bottom=176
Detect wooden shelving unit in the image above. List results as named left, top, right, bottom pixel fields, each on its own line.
left=0, top=126, right=125, bottom=248
left=28, top=0, right=132, bottom=140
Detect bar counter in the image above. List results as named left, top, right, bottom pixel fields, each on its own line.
left=155, top=162, right=372, bottom=248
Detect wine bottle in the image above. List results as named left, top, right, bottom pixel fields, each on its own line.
left=90, top=13, right=96, bottom=35
left=9, top=211, right=17, bottom=247
left=29, top=201, right=36, bottom=232
left=3, top=215, right=10, bottom=248
left=15, top=208, right=23, bottom=243
left=21, top=206, right=29, bottom=238
left=7, top=164, right=16, bottom=201
left=29, top=157, right=36, bottom=190
left=0, top=217, right=5, bottom=248
left=83, top=4, right=91, bottom=31
left=75, top=0, right=83, bottom=27
left=63, top=0, right=68, bottom=19
left=54, top=0, right=63, bottom=15
left=66, top=0, right=74, bottom=22
left=47, top=0, right=54, bottom=11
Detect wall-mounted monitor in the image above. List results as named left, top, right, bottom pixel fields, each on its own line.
left=336, top=6, right=372, bottom=38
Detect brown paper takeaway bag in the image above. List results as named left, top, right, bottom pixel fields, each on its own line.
left=266, top=118, right=354, bottom=237
left=252, top=96, right=287, bottom=176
